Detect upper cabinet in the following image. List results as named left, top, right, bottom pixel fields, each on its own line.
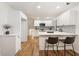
left=34, top=20, right=40, bottom=26
left=57, top=10, right=76, bottom=26
left=34, top=19, right=55, bottom=26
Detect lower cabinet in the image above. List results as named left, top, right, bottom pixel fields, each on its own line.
left=0, top=35, right=21, bottom=56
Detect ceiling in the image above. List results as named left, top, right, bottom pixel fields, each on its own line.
left=7, top=2, right=79, bottom=18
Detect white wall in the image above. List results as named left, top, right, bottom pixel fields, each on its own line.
left=20, top=11, right=27, bottom=19
left=7, top=8, right=21, bottom=38
left=0, top=3, right=21, bottom=55
left=0, top=3, right=21, bottom=36
left=0, top=3, right=9, bottom=34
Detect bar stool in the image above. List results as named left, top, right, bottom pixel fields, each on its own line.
left=60, top=37, right=75, bottom=56
left=44, top=37, right=59, bottom=56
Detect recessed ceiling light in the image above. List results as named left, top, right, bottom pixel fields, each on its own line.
left=37, top=5, right=41, bottom=9
left=56, top=6, right=60, bottom=9
left=46, top=17, right=50, bottom=19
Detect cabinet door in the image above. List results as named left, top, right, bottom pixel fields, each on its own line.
left=57, top=15, right=63, bottom=26
left=34, top=20, right=54, bottom=26
left=57, top=10, right=76, bottom=26
left=34, top=20, right=40, bottom=26
left=62, top=11, right=70, bottom=25
left=0, top=36, right=15, bottom=56
left=69, top=10, right=76, bottom=25
left=57, top=11, right=71, bottom=26
left=45, top=20, right=54, bottom=26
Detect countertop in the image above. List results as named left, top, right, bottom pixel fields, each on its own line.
left=38, top=31, right=77, bottom=36
left=0, top=34, right=20, bottom=37
left=29, top=29, right=77, bottom=36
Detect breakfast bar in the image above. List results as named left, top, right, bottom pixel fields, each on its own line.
left=38, top=31, right=77, bottom=50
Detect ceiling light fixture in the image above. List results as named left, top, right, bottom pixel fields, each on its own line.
left=37, top=5, right=41, bottom=9
left=46, top=17, right=50, bottom=19
left=56, top=6, right=60, bottom=9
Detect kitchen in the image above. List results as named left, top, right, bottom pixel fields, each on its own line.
left=32, top=17, right=77, bottom=55
left=29, top=3, right=79, bottom=56
left=0, top=2, right=79, bottom=56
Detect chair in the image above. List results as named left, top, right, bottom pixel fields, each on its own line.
left=44, top=37, right=59, bottom=56
left=60, top=37, right=75, bottom=56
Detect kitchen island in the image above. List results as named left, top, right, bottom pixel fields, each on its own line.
left=39, top=31, right=76, bottom=36
left=38, top=31, right=77, bottom=50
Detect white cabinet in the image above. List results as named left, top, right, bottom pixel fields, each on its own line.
left=34, top=20, right=40, bottom=26
left=0, top=35, right=21, bottom=56
left=34, top=20, right=54, bottom=26
left=62, top=11, right=70, bottom=25
left=57, top=10, right=76, bottom=26
left=39, top=37, right=48, bottom=50
left=57, top=15, right=63, bottom=26
left=69, top=10, right=77, bottom=25
left=45, top=20, right=54, bottom=26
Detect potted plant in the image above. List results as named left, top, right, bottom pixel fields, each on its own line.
left=3, top=24, right=11, bottom=35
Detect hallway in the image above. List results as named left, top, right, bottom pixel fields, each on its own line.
left=16, top=36, right=39, bottom=56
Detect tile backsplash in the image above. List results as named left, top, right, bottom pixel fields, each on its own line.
left=35, top=25, right=76, bottom=33
left=58, top=25, right=76, bottom=33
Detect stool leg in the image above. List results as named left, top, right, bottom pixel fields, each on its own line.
left=72, top=44, right=75, bottom=56
left=44, top=42, right=46, bottom=56
left=57, top=44, right=59, bottom=56
left=64, top=44, right=66, bottom=56
left=52, top=44, right=54, bottom=55
left=52, top=44, right=57, bottom=56
left=47, top=44, right=49, bottom=56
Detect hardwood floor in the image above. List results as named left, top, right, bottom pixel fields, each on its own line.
left=16, top=36, right=39, bottom=56
left=16, top=36, right=79, bottom=56
left=39, top=50, right=79, bottom=56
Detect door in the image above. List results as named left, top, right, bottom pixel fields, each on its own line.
left=21, top=19, right=28, bottom=42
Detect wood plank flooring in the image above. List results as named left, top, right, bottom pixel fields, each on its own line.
left=39, top=50, right=79, bottom=56
left=16, top=36, right=79, bottom=56
left=16, top=36, right=39, bottom=56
